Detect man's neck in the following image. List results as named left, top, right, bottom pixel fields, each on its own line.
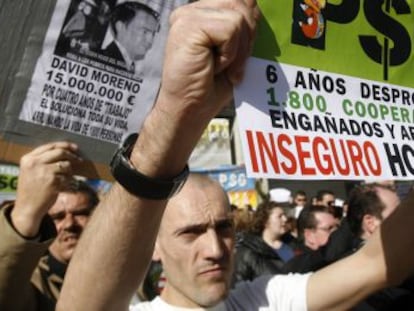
left=155, top=295, right=226, bottom=310
left=114, top=40, right=134, bottom=70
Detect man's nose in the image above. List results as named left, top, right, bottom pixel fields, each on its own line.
left=145, top=32, right=155, bottom=46
left=62, top=213, right=77, bottom=228
left=203, top=229, right=225, bottom=259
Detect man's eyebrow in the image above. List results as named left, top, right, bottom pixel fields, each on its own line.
left=173, top=218, right=233, bottom=235
left=49, top=206, right=93, bottom=218
left=173, top=223, right=207, bottom=236
left=49, top=211, right=66, bottom=219
left=215, top=218, right=234, bottom=228
left=72, top=206, right=94, bottom=214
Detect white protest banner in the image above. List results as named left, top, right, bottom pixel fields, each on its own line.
left=0, top=0, right=187, bottom=179
left=234, top=0, right=414, bottom=180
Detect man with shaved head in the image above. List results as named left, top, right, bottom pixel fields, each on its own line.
left=55, top=1, right=414, bottom=310
left=151, top=174, right=235, bottom=308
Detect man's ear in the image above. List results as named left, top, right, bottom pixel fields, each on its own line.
left=304, top=228, right=315, bottom=247
left=362, top=214, right=379, bottom=236
left=114, top=21, right=125, bottom=36
left=152, top=239, right=161, bottom=261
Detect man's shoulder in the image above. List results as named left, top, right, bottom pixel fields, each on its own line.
left=130, top=301, right=152, bottom=311
left=102, top=42, right=124, bottom=62
left=227, top=274, right=311, bottom=311
left=130, top=297, right=160, bottom=311
left=131, top=297, right=227, bottom=311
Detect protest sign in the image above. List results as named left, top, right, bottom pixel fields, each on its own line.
left=194, top=165, right=258, bottom=208
left=0, top=164, right=19, bottom=205
left=234, top=0, right=414, bottom=180
left=0, top=0, right=186, bottom=179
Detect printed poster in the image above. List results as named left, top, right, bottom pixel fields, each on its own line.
left=2, top=0, right=186, bottom=168
left=234, top=0, right=414, bottom=180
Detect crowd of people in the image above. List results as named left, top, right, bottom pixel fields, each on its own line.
left=1, top=145, right=413, bottom=311
left=2, top=1, right=414, bottom=311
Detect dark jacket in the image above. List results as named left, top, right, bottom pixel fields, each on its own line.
left=233, top=232, right=285, bottom=284
left=0, top=202, right=60, bottom=311
left=282, top=220, right=356, bottom=274
left=101, top=41, right=129, bottom=71
left=282, top=220, right=414, bottom=311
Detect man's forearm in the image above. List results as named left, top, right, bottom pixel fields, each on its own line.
left=0, top=205, right=53, bottom=311
left=307, top=191, right=414, bottom=311
left=377, top=191, right=414, bottom=286
left=58, top=1, right=258, bottom=309
left=57, top=183, right=168, bottom=311
left=57, top=58, right=223, bottom=311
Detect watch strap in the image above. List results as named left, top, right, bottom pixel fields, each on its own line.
left=110, top=133, right=189, bottom=200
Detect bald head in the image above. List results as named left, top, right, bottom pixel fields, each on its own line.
left=159, top=173, right=230, bottom=235
left=154, top=173, right=235, bottom=308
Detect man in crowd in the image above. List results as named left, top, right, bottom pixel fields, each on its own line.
left=281, top=205, right=338, bottom=274
left=103, top=0, right=160, bottom=73
left=292, top=190, right=307, bottom=218
left=347, top=183, right=414, bottom=310
left=320, top=181, right=401, bottom=265
left=0, top=142, right=98, bottom=311
left=57, top=1, right=414, bottom=310
left=60, top=0, right=110, bottom=53
left=314, top=189, right=335, bottom=207
left=283, top=182, right=401, bottom=275
left=347, top=183, right=398, bottom=248
left=297, top=205, right=338, bottom=251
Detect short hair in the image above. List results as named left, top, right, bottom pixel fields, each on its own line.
left=232, top=208, right=253, bottom=233
left=297, top=205, right=334, bottom=240
left=315, top=190, right=334, bottom=201
left=346, top=185, right=386, bottom=237
left=63, top=179, right=99, bottom=210
left=294, top=190, right=307, bottom=198
left=249, top=201, right=289, bottom=235
left=111, top=2, right=159, bottom=36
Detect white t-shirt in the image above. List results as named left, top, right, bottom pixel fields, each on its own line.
left=131, top=273, right=310, bottom=311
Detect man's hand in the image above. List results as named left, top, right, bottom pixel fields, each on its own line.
left=133, top=0, right=260, bottom=178
left=57, top=3, right=259, bottom=310
left=11, top=142, right=82, bottom=237
left=161, top=0, right=259, bottom=111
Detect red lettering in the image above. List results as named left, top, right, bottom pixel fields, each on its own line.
left=295, top=136, right=315, bottom=175
left=246, top=130, right=259, bottom=172
left=256, top=132, right=280, bottom=174
left=313, top=137, right=333, bottom=175
left=245, top=130, right=380, bottom=178
left=330, top=139, right=351, bottom=175
left=347, top=140, right=369, bottom=176
left=364, top=142, right=382, bottom=175
left=277, top=134, right=297, bottom=175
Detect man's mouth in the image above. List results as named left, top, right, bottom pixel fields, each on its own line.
left=61, top=234, right=80, bottom=243
left=198, top=266, right=227, bottom=278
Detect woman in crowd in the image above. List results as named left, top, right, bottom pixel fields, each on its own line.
left=232, top=201, right=295, bottom=283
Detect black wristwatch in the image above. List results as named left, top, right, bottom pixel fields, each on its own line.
left=110, top=133, right=189, bottom=200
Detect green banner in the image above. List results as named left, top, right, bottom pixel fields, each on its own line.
left=0, top=164, right=19, bottom=203
left=255, top=0, right=414, bottom=86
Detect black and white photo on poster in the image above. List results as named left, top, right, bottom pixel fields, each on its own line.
left=55, top=0, right=162, bottom=79
left=18, top=0, right=186, bottom=146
